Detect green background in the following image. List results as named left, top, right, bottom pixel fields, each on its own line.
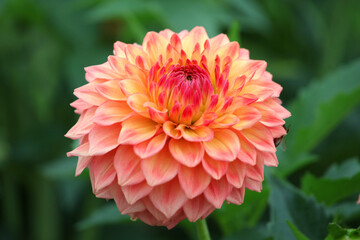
left=1, top=0, right=360, bottom=239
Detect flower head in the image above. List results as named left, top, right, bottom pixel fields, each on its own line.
left=66, top=26, right=291, bottom=228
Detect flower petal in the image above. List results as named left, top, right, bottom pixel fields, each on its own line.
left=163, top=121, right=182, bottom=139
left=226, top=185, right=245, bottom=205
left=237, top=134, right=257, bottom=165
left=232, top=106, right=261, bottom=131
left=258, top=151, right=278, bottom=167
left=93, top=101, right=133, bottom=126
left=134, top=133, right=167, bottom=159
left=84, top=62, right=120, bottom=82
left=143, top=32, right=168, bottom=65
left=202, top=154, right=229, bottom=180
left=240, top=123, right=276, bottom=152
left=89, top=151, right=116, bottom=193
left=88, top=124, right=121, bottom=155
left=149, top=178, right=187, bottom=218
left=126, top=93, right=150, bottom=117
left=183, top=195, right=213, bottom=222
left=181, top=26, right=209, bottom=55
left=244, top=177, right=262, bottom=192
left=252, top=102, right=285, bottom=127
left=118, top=116, right=159, bottom=145
left=114, top=145, right=145, bottom=186
left=178, top=165, right=211, bottom=199
left=204, top=177, right=233, bottom=208
left=95, top=80, right=126, bottom=101
left=119, top=79, right=145, bottom=95
left=122, top=181, right=153, bottom=204
left=74, top=80, right=107, bottom=106
left=169, top=138, right=204, bottom=167
left=141, top=148, right=179, bottom=186
left=178, top=125, right=214, bottom=142
left=226, top=160, right=246, bottom=188
left=203, top=129, right=240, bottom=161
left=65, top=107, right=96, bottom=139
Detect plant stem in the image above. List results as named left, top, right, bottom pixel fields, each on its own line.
left=195, top=219, right=211, bottom=240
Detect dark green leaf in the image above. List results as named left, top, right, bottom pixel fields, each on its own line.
left=214, top=188, right=269, bottom=235
left=41, top=157, right=77, bottom=180
left=77, top=203, right=130, bottom=231
left=325, top=223, right=360, bottom=240
left=286, top=221, right=310, bottom=240
left=277, top=59, right=360, bottom=176
left=268, top=175, right=329, bottom=240
left=301, top=158, right=360, bottom=205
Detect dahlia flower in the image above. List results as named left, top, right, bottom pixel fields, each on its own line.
left=66, top=26, right=290, bottom=228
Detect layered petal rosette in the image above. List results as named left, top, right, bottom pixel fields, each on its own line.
left=66, top=26, right=291, bottom=228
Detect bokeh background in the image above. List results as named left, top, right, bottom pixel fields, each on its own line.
left=1, top=0, right=360, bottom=239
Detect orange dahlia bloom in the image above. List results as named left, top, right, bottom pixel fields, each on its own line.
left=66, top=26, right=290, bottom=228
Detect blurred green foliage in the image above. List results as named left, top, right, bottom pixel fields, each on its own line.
left=1, top=0, right=360, bottom=239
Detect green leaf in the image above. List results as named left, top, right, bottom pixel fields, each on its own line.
left=214, top=187, right=269, bottom=235
left=40, top=157, right=77, bottom=180
left=325, top=223, right=360, bottom=240
left=301, top=158, right=360, bottom=205
left=227, top=21, right=241, bottom=43
left=286, top=221, right=310, bottom=240
left=268, top=175, right=329, bottom=240
left=328, top=201, right=360, bottom=220
left=77, top=203, right=130, bottom=231
left=323, top=158, right=360, bottom=180
left=277, top=59, right=360, bottom=176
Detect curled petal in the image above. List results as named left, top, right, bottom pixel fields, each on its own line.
left=178, top=165, right=211, bottom=199
left=141, top=148, right=179, bottom=186
left=144, top=102, right=169, bottom=123
left=126, top=93, right=150, bottom=115
left=118, top=116, right=159, bottom=145
left=178, top=125, right=214, bottom=142
left=209, top=114, right=239, bottom=128
left=163, top=121, right=182, bottom=139
left=169, top=138, right=204, bottom=167
left=203, top=129, right=240, bottom=161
